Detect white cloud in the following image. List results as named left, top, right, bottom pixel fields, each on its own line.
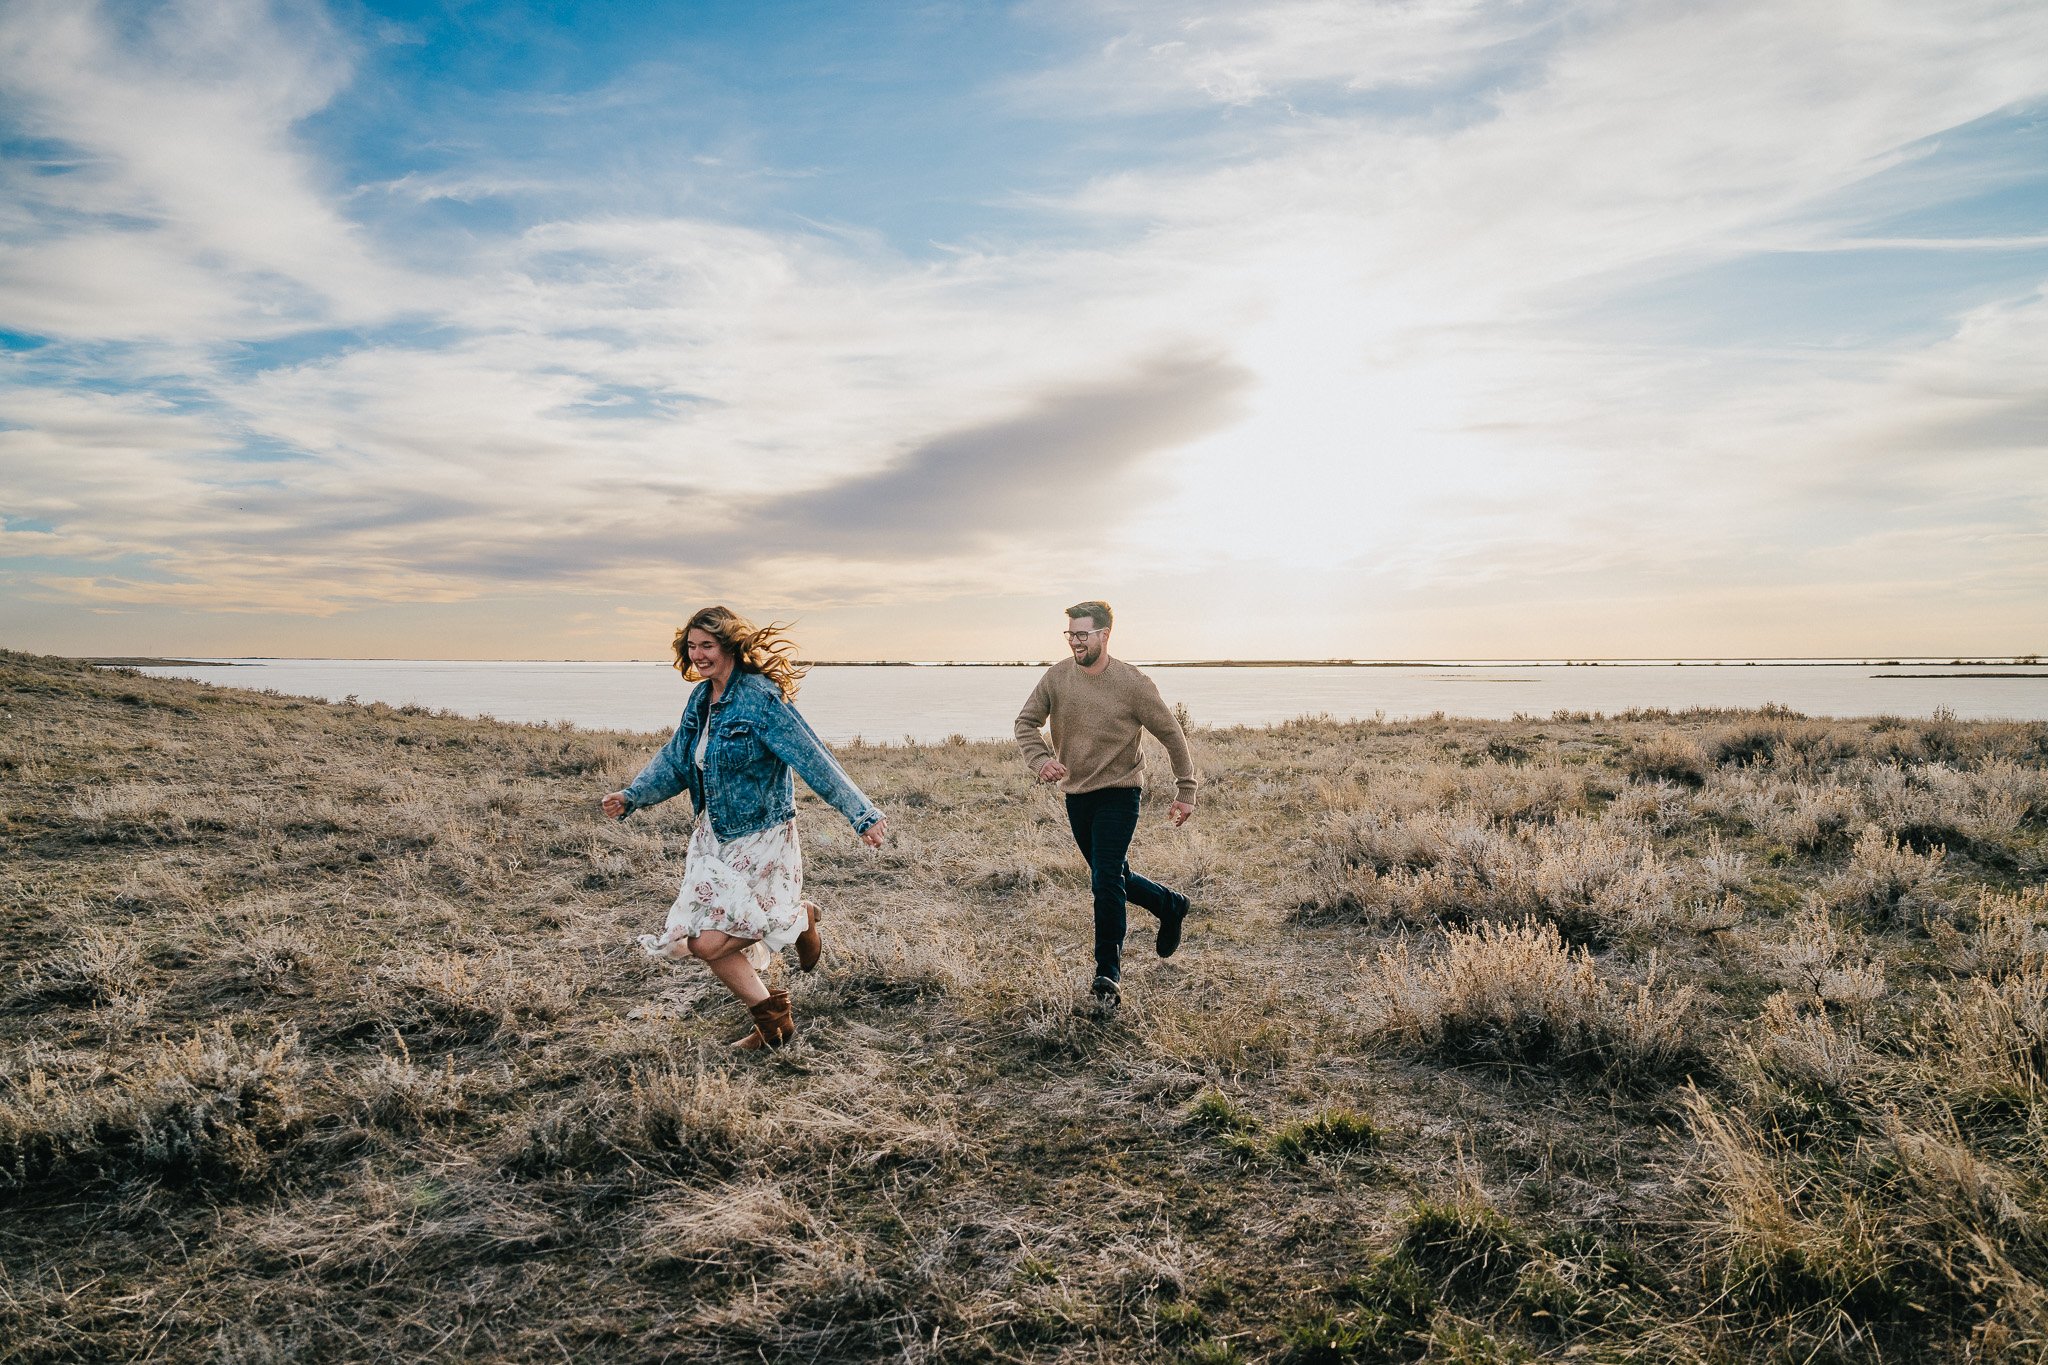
left=364, top=171, right=563, bottom=205
left=1018, top=0, right=1556, bottom=108
left=0, top=0, right=416, bottom=339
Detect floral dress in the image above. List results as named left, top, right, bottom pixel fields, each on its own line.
left=637, top=726, right=807, bottom=972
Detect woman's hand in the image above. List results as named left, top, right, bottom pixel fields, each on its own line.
left=600, top=791, right=628, bottom=820
left=861, top=818, right=889, bottom=848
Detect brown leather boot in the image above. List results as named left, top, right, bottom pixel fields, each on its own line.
left=731, top=988, right=796, bottom=1051
left=795, top=901, right=823, bottom=973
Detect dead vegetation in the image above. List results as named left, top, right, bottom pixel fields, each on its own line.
left=1, top=648, right=2045, bottom=1361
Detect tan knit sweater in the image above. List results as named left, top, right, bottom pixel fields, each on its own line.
left=1014, top=657, right=1198, bottom=804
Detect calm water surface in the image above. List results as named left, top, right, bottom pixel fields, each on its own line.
left=128, top=659, right=2048, bottom=743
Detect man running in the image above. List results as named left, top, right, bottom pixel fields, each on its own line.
left=1015, top=599, right=1197, bottom=1008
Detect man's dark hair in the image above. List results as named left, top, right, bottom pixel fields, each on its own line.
left=1066, top=600, right=1113, bottom=630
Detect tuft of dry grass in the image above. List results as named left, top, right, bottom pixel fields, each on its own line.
left=1685, top=1084, right=2048, bottom=1358
left=1363, top=918, right=1703, bottom=1083
left=1916, top=965, right=2048, bottom=1112
left=373, top=948, right=587, bottom=1044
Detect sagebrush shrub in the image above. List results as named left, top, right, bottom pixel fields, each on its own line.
left=1708, top=719, right=1856, bottom=772
left=1971, top=886, right=2048, bottom=976
left=0, top=1026, right=306, bottom=1189
left=1605, top=778, right=1692, bottom=833
left=9, top=927, right=146, bottom=1008
left=1821, top=825, right=1948, bottom=930
left=1700, top=770, right=1860, bottom=851
left=350, top=1045, right=471, bottom=1130
left=1625, top=734, right=1709, bottom=788
left=1747, top=993, right=1872, bottom=1102
left=1303, top=812, right=1675, bottom=941
left=1693, top=833, right=1749, bottom=896
left=1768, top=905, right=1889, bottom=1013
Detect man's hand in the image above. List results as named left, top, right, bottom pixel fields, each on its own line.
left=1036, top=759, right=1068, bottom=784
left=600, top=791, right=628, bottom=819
left=861, top=818, right=890, bottom=848
left=1167, top=801, right=1194, bottom=827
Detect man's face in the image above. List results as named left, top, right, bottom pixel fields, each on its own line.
left=1064, top=616, right=1108, bottom=666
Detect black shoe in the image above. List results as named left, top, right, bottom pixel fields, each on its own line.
left=1156, top=895, right=1189, bottom=959
left=1090, top=975, right=1121, bottom=1008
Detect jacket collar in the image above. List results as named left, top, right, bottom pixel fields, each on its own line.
left=690, top=668, right=769, bottom=721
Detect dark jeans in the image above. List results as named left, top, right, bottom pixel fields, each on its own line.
left=1065, top=786, right=1181, bottom=982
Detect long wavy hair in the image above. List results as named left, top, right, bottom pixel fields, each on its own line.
left=672, top=605, right=805, bottom=701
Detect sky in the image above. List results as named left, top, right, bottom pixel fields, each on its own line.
left=1, top=0, right=2045, bottom=663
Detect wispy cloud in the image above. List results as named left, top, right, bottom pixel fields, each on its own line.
left=1017, top=0, right=1561, bottom=108
left=0, top=0, right=427, bottom=345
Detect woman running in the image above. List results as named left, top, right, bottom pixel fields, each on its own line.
left=602, top=606, right=887, bottom=1049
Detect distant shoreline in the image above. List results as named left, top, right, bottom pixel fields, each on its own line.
left=84, top=657, right=246, bottom=668
left=54, top=649, right=2048, bottom=729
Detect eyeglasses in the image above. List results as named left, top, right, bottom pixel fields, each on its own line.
left=1063, top=629, right=1106, bottom=642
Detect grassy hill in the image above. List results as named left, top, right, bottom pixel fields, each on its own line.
left=2, top=648, right=2045, bottom=1363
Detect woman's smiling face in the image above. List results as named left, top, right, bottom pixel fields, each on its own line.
left=686, top=627, right=731, bottom=680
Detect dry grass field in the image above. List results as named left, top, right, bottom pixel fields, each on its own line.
left=3, top=647, right=2047, bottom=1363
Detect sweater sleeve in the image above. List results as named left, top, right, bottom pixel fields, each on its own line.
left=1134, top=675, right=1199, bottom=805
left=1014, top=670, right=1056, bottom=775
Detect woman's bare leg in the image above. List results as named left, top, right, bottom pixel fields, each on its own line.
left=689, top=930, right=769, bottom=1005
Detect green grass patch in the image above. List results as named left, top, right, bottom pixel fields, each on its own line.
left=1270, top=1107, right=1382, bottom=1163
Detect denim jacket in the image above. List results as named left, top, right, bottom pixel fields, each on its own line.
left=619, top=670, right=883, bottom=840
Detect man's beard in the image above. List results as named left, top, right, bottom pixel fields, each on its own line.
left=1074, top=643, right=1103, bottom=667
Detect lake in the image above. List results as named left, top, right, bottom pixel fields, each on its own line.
left=123, top=658, right=2048, bottom=743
